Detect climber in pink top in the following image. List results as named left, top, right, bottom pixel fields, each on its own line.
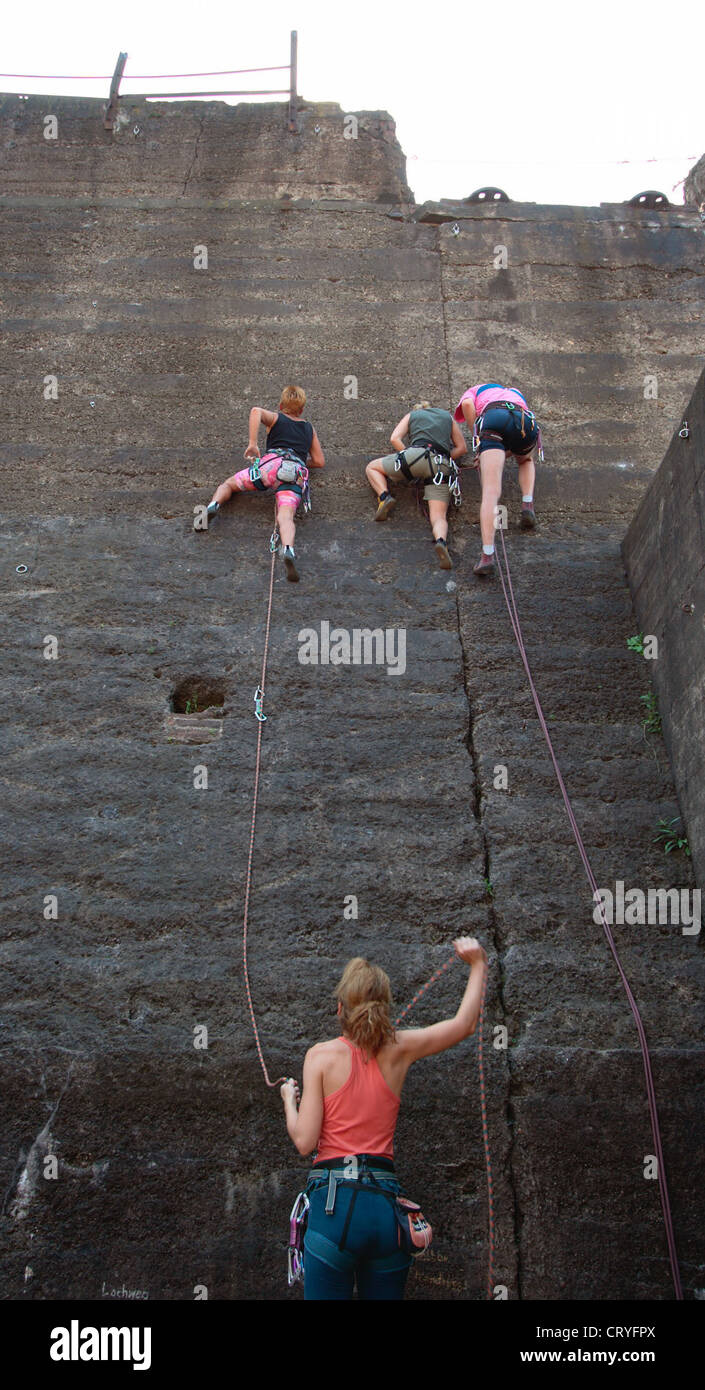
left=455, top=382, right=543, bottom=577
left=281, top=936, right=488, bottom=1300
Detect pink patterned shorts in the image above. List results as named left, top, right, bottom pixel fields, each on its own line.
left=228, top=452, right=307, bottom=510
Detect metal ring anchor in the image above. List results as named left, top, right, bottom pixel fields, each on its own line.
left=679, top=421, right=690, bottom=439
left=15, top=564, right=28, bottom=574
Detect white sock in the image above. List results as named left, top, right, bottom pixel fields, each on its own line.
left=522, top=495, right=533, bottom=503
left=483, top=544, right=495, bottom=556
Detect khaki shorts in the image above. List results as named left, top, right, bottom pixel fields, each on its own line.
left=380, top=447, right=453, bottom=503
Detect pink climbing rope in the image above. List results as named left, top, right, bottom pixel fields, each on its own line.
left=495, top=525, right=683, bottom=1300
left=394, top=954, right=458, bottom=1024
left=395, top=953, right=495, bottom=1300
left=242, top=524, right=287, bottom=1089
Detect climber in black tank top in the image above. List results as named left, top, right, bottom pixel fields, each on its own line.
left=202, top=385, right=325, bottom=583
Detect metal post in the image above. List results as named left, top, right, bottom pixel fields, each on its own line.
left=288, top=30, right=298, bottom=133
left=104, top=52, right=128, bottom=130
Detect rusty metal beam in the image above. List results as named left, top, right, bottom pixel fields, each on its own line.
left=104, top=52, right=128, bottom=130
left=288, top=30, right=298, bottom=133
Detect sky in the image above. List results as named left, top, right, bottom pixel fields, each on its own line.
left=1, top=0, right=701, bottom=206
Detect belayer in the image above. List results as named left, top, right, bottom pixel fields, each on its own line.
left=455, top=382, right=543, bottom=577
left=365, top=402, right=468, bottom=570
left=201, top=386, right=325, bottom=582
left=281, top=936, right=488, bottom=1300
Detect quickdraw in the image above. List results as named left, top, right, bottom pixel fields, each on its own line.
left=254, top=685, right=266, bottom=722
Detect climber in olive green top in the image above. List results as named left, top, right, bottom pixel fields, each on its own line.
left=365, top=403, right=467, bottom=570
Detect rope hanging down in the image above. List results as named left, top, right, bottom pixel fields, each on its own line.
left=242, top=524, right=287, bottom=1088
left=395, top=957, right=495, bottom=1300
left=495, top=526, right=683, bottom=1301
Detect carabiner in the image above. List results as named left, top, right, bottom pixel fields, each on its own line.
left=254, top=685, right=267, bottom=722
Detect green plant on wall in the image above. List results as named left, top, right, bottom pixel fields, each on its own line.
left=640, top=689, right=661, bottom=735
left=654, top=817, right=691, bottom=857
left=626, top=633, right=645, bottom=654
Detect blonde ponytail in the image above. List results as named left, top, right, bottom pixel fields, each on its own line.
left=334, top=957, right=395, bottom=1056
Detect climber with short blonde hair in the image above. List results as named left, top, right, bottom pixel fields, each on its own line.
left=201, top=385, right=324, bottom=582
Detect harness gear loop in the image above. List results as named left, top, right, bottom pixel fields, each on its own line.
left=494, top=526, right=683, bottom=1301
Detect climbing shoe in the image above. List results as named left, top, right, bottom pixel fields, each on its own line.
left=375, top=494, right=396, bottom=522
left=281, top=545, right=299, bottom=583
left=520, top=501, right=536, bottom=529
left=206, top=501, right=220, bottom=518
left=434, top=537, right=452, bottom=570
left=473, top=550, right=496, bottom=577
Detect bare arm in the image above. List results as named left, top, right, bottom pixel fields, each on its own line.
left=390, top=414, right=410, bottom=451
left=460, top=398, right=476, bottom=429
left=245, top=406, right=279, bottom=460
left=395, top=938, right=488, bottom=1064
left=308, top=429, right=325, bottom=469
left=450, top=420, right=468, bottom=462
left=281, top=1046, right=325, bottom=1157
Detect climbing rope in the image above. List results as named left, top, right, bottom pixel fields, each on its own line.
left=395, top=954, right=495, bottom=1299
left=241, top=521, right=287, bottom=1089
left=394, top=953, right=458, bottom=1024
left=495, top=526, right=683, bottom=1300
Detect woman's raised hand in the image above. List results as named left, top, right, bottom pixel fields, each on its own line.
left=280, top=1077, right=300, bottom=1107
left=453, top=936, right=487, bottom=967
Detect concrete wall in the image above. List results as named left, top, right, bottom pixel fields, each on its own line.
left=623, top=368, right=705, bottom=887
left=1, top=95, right=704, bottom=1302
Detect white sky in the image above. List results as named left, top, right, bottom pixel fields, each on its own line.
left=2, top=0, right=702, bottom=206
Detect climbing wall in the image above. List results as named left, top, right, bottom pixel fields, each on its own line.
left=1, top=93, right=703, bottom=1301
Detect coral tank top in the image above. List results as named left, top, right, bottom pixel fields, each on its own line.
left=315, top=1038, right=401, bottom=1163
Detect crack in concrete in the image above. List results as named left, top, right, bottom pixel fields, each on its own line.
left=436, top=225, right=523, bottom=1298
left=182, top=114, right=206, bottom=197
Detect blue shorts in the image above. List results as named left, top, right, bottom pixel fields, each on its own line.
left=303, top=1175, right=412, bottom=1301
left=477, top=405, right=539, bottom=457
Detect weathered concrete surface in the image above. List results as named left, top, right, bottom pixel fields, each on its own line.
left=0, top=95, right=413, bottom=204
left=623, top=367, right=705, bottom=889
left=1, top=103, right=704, bottom=1301
left=684, top=153, right=705, bottom=208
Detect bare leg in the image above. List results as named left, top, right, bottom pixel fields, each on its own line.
left=211, top=476, right=241, bottom=506
left=277, top=505, right=296, bottom=549
left=366, top=459, right=390, bottom=498
left=427, top=498, right=449, bottom=542
left=516, top=453, right=536, bottom=500
left=479, top=449, right=505, bottom=548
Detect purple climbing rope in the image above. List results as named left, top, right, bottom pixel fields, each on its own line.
left=495, top=525, right=682, bottom=1300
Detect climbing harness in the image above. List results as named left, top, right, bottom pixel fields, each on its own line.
left=473, top=402, right=544, bottom=464
left=494, top=526, right=683, bottom=1300
left=241, top=515, right=287, bottom=1090
left=395, top=445, right=462, bottom=507
left=287, top=1156, right=432, bottom=1286
left=247, top=449, right=312, bottom=512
